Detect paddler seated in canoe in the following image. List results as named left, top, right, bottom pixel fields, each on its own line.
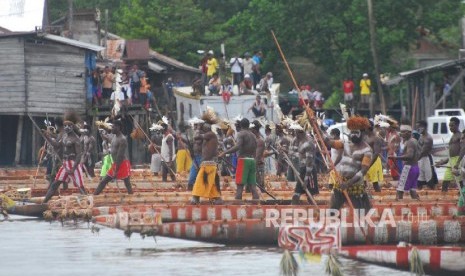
left=191, top=111, right=222, bottom=204
left=219, top=118, right=260, bottom=200
left=43, top=111, right=87, bottom=203
left=94, top=119, right=133, bottom=195
left=324, top=116, right=372, bottom=211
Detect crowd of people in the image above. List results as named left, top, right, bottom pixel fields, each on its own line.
left=90, top=64, right=163, bottom=111
left=194, top=50, right=274, bottom=98
left=37, top=103, right=465, bottom=215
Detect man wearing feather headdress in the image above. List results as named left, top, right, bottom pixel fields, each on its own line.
left=94, top=119, right=133, bottom=195
left=325, top=116, right=373, bottom=211
left=160, top=122, right=176, bottom=182
left=191, top=114, right=222, bottom=203
left=290, top=123, right=318, bottom=204
left=219, top=118, right=260, bottom=200
left=364, top=120, right=385, bottom=192
left=80, top=123, right=97, bottom=178
left=251, top=120, right=266, bottom=189
left=388, top=120, right=420, bottom=200
left=175, top=123, right=192, bottom=174
left=187, top=117, right=205, bottom=190
left=97, top=121, right=114, bottom=180
left=264, top=124, right=277, bottom=175
left=148, top=122, right=163, bottom=176
left=45, top=117, right=64, bottom=187
left=275, top=123, right=290, bottom=178
left=43, top=111, right=86, bottom=203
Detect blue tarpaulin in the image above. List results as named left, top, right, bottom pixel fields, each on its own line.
left=84, top=51, right=97, bottom=102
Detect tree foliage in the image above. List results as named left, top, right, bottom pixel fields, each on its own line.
left=48, top=0, right=464, bottom=100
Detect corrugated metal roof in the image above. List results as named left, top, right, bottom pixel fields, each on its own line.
left=0, top=26, right=11, bottom=34
left=149, top=49, right=200, bottom=73
left=383, top=59, right=465, bottom=86
left=124, top=39, right=150, bottom=60
left=148, top=61, right=167, bottom=73
left=43, top=33, right=104, bottom=52
left=399, top=59, right=465, bottom=77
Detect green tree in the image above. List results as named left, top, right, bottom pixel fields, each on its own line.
left=114, top=0, right=223, bottom=65
left=224, top=0, right=464, bottom=107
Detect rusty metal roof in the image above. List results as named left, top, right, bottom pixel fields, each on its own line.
left=106, top=39, right=125, bottom=61
left=124, top=39, right=150, bottom=60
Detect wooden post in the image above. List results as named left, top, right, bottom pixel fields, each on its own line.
left=32, top=119, right=37, bottom=165
left=68, top=0, right=73, bottom=37
left=367, top=0, right=386, bottom=114
left=104, top=9, right=108, bottom=60
left=14, top=115, right=24, bottom=166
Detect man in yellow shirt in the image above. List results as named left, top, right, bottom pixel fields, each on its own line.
left=207, top=50, right=218, bottom=79
left=359, top=73, right=371, bottom=108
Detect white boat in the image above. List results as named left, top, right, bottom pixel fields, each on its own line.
left=427, top=109, right=465, bottom=157
left=173, top=84, right=282, bottom=123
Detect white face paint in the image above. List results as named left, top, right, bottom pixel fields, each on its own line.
left=64, top=124, right=73, bottom=133
left=349, top=130, right=362, bottom=143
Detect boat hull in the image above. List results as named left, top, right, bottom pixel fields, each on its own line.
left=340, top=245, right=465, bottom=274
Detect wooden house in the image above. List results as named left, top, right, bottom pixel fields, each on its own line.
left=0, top=31, right=104, bottom=166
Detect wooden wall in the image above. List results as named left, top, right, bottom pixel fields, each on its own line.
left=24, top=38, right=87, bottom=115
left=0, top=38, right=26, bottom=115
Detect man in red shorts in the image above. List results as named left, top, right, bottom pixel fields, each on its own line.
left=219, top=118, right=260, bottom=200
left=94, top=120, right=133, bottom=195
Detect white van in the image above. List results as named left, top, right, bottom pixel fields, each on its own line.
left=427, top=109, right=465, bottom=156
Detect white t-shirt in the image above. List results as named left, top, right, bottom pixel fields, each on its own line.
left=243, top=58, right=254, bottom=75
left=111, top=90, right=125, bottom=101
left=230, top=57, right=243, bottom=73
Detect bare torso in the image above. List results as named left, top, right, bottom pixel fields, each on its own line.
left=237, top=130, right=257, bottom=158
left=201, top=131, right=218, bottom=161
left=111, top=133, right=128, bottom=164
left=449, top=132, right=461, bottom=157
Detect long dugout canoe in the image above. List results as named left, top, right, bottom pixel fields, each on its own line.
left=93, top=215, right=465, bottom=246
left=3, top=185, right=462, bottom=198
left=92, top=202, right=460, bottom=223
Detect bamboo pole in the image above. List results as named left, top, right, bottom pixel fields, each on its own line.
left=270, top=30, right=354, bottom=208
left=270, top=31, right=371, bottom=242
left=411, top=86, right=419, bottom=128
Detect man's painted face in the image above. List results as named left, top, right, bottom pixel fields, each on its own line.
left=416, top=125, right=425, bottom=134
left=349, top=130, right=362, bottom=143
left=64, top=124, right=73, bottom=133
left=449, top=121, right=459, bottom=132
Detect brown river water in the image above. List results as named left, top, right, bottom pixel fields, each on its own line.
left=0, top=215, right=415, bottom=276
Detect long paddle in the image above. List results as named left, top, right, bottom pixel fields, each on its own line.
left=271, top=30, right=369, bottom=242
